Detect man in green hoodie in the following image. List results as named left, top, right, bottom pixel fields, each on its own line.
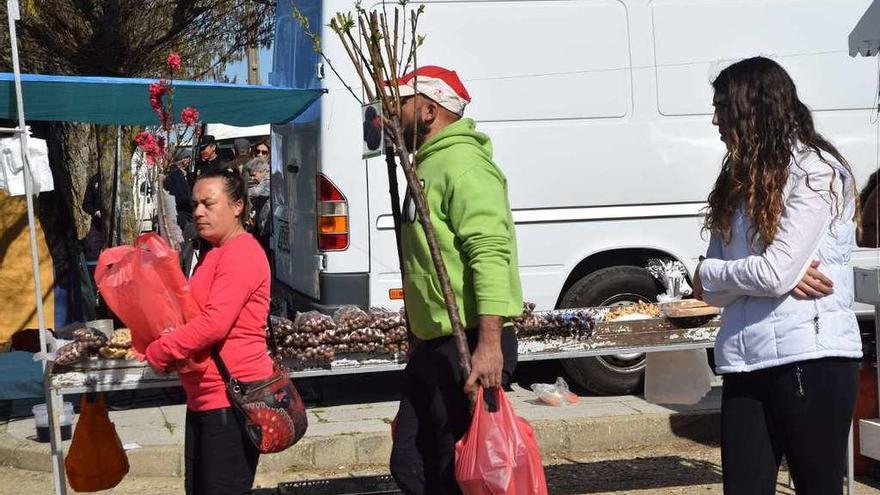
left=388, top=66, right=524, bottom=495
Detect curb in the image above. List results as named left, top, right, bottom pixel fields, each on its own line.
left=0, top=410, right=720, bottom=477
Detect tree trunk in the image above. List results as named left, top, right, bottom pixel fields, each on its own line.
left=58, top=123, right=98, bottom=240
left=95, top=125, right=116, bottom=244
left=37, top=123, right=77, bottom=277
left=33, top=121, right=143, bottom=311
left=31, top=122, right=142, bottom=324
left=36, top=122, right=98, bottom=322
left=38, top=122, right=96, bottom=265
left=95, top=125, right=140, bottom=245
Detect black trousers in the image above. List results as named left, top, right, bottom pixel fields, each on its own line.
left=390, top=329, right=518, bottom=495
left=721, top=357, right=859, bottom=495
left=185, top=407, right=260, bottom=495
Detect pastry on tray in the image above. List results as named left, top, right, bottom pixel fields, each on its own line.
left=662, top=299, right=721, bottom=318
left=99, top=346, right=128, bottom=359
left=108, top=328, right=132, bottom=349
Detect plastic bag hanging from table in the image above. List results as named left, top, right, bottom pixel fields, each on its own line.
left=644, top=349, right=714, bottom=405
left=95, top=232, right=206, bottom=373
left=65, top=393, right=129, bottom=492
left=455, top=387, right=548, bottom=495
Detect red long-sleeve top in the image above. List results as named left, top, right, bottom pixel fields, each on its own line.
left=146, top=233, right=274, bottom=411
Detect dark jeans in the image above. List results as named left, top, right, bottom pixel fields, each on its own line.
left=721, top=357, right=859, bottom=495
left=390, top=329, right=518, bottom=495
left=185, top=407, right=260, bottom=495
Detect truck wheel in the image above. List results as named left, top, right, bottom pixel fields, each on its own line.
left=558, top=266, right=660, bottom=395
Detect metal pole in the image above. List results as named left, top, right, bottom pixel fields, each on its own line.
left=43, top=363, right=67, bottom=495
left=7, top=2, right=66, bottom=492
left=7, top=0, right=47, bottom=366
left=112, top=125, right=121, bottom=245
left=875, top=302, right=880, bottom=438
left=847, top=423, right=855, bottom=495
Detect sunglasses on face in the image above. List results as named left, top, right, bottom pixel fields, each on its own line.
left=255, top=149, right=269, bottom=156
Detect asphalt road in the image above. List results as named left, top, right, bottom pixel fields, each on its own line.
left=3, top=442, right=880, bottom=495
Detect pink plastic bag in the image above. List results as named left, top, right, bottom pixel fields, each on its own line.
left=95, top=233, right=207, bottom=373
left=455, top=388, right=548, bottom=495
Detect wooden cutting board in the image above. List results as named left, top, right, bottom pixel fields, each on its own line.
left=662, top=300, right=721, bottom=318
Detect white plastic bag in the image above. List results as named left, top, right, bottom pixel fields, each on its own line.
left=531, top=377, right=580, bottom=407
left=646, top=258, right=692, bottom=299
left=644, top=349, right=714, bottom=405
left=0, top=135, right=54, bottom=196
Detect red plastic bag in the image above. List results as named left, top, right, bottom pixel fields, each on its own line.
left=95, top=233, right=207, bottom=373
left=65, top=394, right=129, bottom=492
left=455, top=388, right=548, bottom=495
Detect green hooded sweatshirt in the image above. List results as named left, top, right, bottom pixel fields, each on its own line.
left=401, top=118, right=523, bottom=341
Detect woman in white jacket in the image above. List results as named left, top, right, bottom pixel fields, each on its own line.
left=693, top=57, right=862, bottom=495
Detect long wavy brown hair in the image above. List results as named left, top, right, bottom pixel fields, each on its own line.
left=704, top=57, right=857, bottom=247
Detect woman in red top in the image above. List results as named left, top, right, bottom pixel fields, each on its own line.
left=146, top=167, right=273, bottom=495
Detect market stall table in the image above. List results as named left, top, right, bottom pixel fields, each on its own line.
left=48, top=315, right=720, bottom=393
left=43, top=315, right=720, bottom=493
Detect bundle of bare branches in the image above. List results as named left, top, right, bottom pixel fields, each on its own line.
left=295, top=2, right=473, bottom=388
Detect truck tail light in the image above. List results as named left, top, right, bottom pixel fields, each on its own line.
left=317, top=174, right=349, bottom=251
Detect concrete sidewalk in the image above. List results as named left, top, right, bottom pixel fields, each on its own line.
left=0, top=385, right=721, bottom=478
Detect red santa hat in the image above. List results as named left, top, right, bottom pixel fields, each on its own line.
left=389, top=65, right=472, bottom=116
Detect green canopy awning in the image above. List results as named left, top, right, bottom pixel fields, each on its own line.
left=0, top=73, right=323, bottom=126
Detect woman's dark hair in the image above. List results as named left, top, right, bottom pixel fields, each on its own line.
left=254, top=137, right=270, bottom=154
left=860, top=170, right=879, bottom=208
left=704, top=56, right=858, bottom=246
left=196, top=167, right=250, bottom=227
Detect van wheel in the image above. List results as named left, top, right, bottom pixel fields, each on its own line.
left=559, top=266, right=660, bottom=396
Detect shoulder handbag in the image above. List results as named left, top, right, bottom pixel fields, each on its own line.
left=211, top=326, right=308, bottom=453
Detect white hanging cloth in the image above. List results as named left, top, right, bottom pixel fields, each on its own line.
left=0, top=132, right=53, bottom=196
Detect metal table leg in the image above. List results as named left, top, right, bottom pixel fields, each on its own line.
left=848, top=423, right=855, bottom=495
left=44, top=363, right=67, bottom=495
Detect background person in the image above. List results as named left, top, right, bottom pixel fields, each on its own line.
left=228, top=138, right=252, bottom=173
left=146, top=167, right=272, bottom=495
left=387, top=65, right=523, bottom=495
left=253, top=138, right=270, bottom=163
left=693, top=56, right=862, bottom=495
left=164, top=149, right=193, bottom=233
left=246, top=157, right=270, bottom=244
left=194, top=135, right=225, bottom=179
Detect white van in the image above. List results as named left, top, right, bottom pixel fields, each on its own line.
left=269, top=0, right=880, bottom=394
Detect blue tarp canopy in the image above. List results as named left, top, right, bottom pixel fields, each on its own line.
left=0, top=73, right=323, bottom=126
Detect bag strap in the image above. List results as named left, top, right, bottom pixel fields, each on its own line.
left=212, top=314, right=282, bottom=383
left=266, top=314, right=281, bottom=363
left=211, top=346, right=233, bottom=383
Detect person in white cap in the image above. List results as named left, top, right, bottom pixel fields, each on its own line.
left=388, top=65, right=524, bottom=494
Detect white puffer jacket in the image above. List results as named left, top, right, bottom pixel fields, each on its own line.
left=699, top=146, right=862, bottom=374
